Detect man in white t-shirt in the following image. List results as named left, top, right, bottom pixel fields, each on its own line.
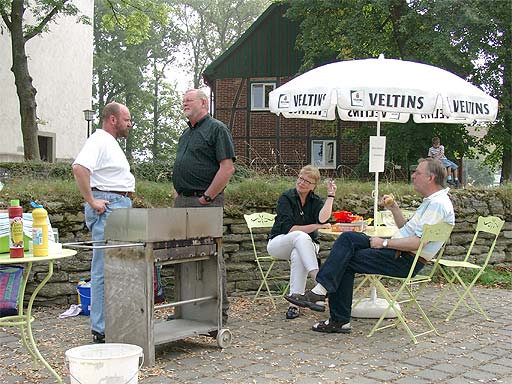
left=72, top=102, right=135, bottom=343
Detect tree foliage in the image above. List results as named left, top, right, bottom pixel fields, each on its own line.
left=287, top=0, right=511, bottom=182
left=170, top=0, right=269, bottom=88
left=93, top=0, right=185, bottom=164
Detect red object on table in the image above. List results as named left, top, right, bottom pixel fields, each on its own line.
left=333, top=211, right=362, bottom=223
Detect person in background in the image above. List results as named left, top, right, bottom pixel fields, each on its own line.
left=172, top=88, right=235, bottom=324
left=287, top=158, right=454, bottom=333
left=72, top=102, right=135, bottom=343
left=268, top=165, right=335, bottom=319
left=428, top=136, right=459, bottom=186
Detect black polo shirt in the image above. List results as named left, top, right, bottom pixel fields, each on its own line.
left=269, top=188, right=326, bottom=243
left=173, top=114, right=235, bottom=193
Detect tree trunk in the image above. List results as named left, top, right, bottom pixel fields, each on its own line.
left=152, top=60, right=160, bottom=162
left=500, top=28, right=512, bottom=184
left=124, top=94, right=134, bottom=164
left=10, top=0, right=40, bottom=161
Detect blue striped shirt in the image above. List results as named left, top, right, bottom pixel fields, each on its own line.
left=393, top=188, right=455, bottom=260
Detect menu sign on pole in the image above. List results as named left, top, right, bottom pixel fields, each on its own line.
left=369, top=136, right=386, bottom=173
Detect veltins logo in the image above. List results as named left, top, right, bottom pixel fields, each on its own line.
left=351, top=90, right=364, bottom=107
left=278, top=94, right=290, bottom=108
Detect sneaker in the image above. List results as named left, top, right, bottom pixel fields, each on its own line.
left=312, top=319, right=351, bottom=334
left=92, top=330, right=105, bottom=344
left=286, top=306, right=300, bottom=319
left=285, top=290, right=326, bottom=312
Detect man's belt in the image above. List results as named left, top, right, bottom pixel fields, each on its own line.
left=396, top=250, right=427, bottom=265
left=91, top=187, right=133, bottom=199
left=178, top=190, right=205, bottom=197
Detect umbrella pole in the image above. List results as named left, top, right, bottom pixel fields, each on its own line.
left=373, top=112, right=382, bottom=226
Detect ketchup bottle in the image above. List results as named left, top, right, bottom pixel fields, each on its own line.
left=8, top=199, right=24, bottom=258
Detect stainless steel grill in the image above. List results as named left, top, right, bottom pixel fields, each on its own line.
left=103, top=207, right=231, bottom=366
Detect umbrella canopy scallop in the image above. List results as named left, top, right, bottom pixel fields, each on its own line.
left=269, top=55, right=498, bottom=124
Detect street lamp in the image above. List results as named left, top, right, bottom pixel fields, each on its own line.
left=83, top=109, right=94, bottom=138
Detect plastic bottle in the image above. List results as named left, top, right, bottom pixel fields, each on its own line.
left=8, top=199, right=24, bottom=258
left=77, top=278, right=86, bottom=304
left=31, top=202, right=48, bottom=257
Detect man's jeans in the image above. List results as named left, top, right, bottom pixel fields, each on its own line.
left=85, top=191, right=132, bottom=335
left=316, top=232, right=424, bottom=323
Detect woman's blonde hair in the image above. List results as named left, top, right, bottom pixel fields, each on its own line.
left=299, top=165, right=321, bottom=185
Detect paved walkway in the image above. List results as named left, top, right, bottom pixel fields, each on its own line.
left=1, top=287, right=511, bottom=383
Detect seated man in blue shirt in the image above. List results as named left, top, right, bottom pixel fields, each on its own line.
left=286, top=157, right=455, bottom=333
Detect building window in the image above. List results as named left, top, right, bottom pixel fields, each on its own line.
left=312, top=140, right=336, bottom=169
left=251, top=83, right=275, bottom=111
left=38, top=132, right=55, bottom=162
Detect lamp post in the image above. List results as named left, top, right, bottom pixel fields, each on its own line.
left=83, top=109, right=94, bottom=138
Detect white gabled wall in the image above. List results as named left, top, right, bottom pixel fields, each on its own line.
left=0, top=0, right=94, bottom=162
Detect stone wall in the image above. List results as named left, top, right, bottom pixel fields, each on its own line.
left=23, top=189, right=511, bottom=306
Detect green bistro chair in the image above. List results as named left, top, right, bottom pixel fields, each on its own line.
left=366, top=221, right=454, bottom=344
left=244, top=212, right=289, bottom=308
left=432, top=216, right=505, bottom=322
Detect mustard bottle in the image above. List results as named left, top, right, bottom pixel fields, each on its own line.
left=31, top=202, right=48, bottom=257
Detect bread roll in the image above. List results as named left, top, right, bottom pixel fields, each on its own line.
left=384, top=194, right=395, bottom=206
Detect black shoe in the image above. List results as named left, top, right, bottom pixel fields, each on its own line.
left=312, top=319, right=351, bottom=334
left=286, top=306, right=300, bottom=319
left=92, top=330, right=105, bottom=344
left=285, top=290, right=326, bottom=312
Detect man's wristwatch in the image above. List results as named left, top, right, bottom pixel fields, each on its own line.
left=202, top=194, right=213, bottom=203
left=382, top=239, right=388, bottom=248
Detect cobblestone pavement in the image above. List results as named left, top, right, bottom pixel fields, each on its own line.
left=1, top=287, right=511, bottom=384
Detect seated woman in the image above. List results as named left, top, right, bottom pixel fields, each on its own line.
left=267, top=165, right=336, bottom=319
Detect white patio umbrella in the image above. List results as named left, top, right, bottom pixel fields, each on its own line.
left=269, top=55, right=498, bottom=318
left=269, top=55, right=498, bottom=225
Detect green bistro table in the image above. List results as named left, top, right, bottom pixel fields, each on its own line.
left=0, top=248, right=77, bottom=383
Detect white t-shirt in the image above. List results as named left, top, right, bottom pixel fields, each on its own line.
left=73, top=129, right=135, bottom=191
left=428, top=145, right=446, bottom=160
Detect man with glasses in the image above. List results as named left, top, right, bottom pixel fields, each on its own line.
left=172, top=89, right=235, bottom=324
left=286, top=158, right=454, bottom=333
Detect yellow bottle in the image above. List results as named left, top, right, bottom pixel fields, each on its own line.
left=32, top=204, right=48, bottom=257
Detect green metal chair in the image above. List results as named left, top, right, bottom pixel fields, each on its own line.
left=365, top=221, right=454, bottom=344
left=244, top=212, right=289, bottom=308
left=432, top=215, right=505, bottom=321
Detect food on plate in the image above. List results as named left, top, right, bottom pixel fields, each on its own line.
left=331, top=221, right=368, bottom=233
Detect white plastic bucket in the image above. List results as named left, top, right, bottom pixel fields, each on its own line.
left=65, top=343, right=144, bottom=384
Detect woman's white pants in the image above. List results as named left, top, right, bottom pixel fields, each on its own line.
left=267, top=231, right=319, bottom=295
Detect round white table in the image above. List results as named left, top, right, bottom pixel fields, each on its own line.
left=0, top=248, right=77, bottom=383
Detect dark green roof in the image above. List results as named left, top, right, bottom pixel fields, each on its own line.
left=203, top=2, right=303, bottom=85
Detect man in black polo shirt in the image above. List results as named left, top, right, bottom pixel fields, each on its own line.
left=173, top=88, right=235, bottom=322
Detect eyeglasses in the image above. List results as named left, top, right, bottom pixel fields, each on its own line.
left=297, top=175, right=315, bottom=186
